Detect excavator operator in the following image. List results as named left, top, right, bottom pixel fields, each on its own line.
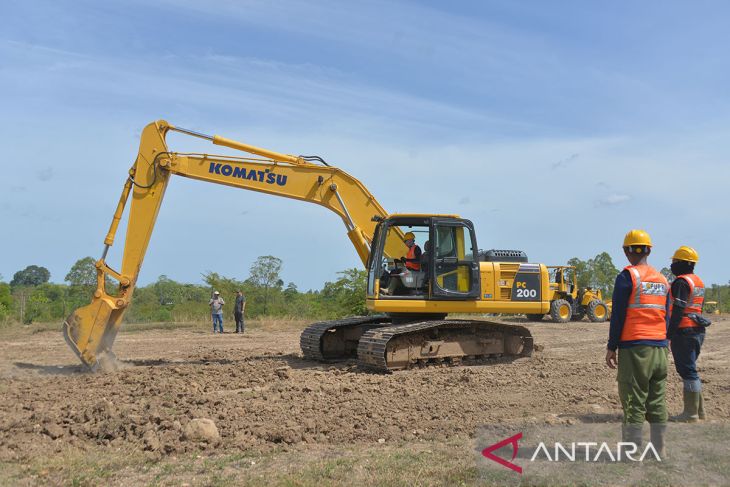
left=403, top=232, right=422, bottom=271
left=380, top=232, right=423, bottom=296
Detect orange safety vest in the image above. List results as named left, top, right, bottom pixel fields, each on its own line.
left=406, top=245, right=421, bottom=271
left=620, top=265, right=669, bottom=342
left=669, top=273, right=705, bottom=329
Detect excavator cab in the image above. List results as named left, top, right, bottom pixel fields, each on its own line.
left=367, top=215, right=480, bottom=301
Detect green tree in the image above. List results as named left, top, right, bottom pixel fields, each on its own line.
left=0, top=282, right=11, bottom=310
left=283, top=282, right=298, bottom=300
left=12, top=288, right=30, bottom=324
left=0, top=282, right=11, bottom=322
left=319, top=268, right=368, bottom=317
left=65, top=256, right=98, bottom=302
left=246, top=256, right=284, bottom=315
left=25, top=288, right=51, bottom=323
left=65, top=257, right=97, bottom=288
left=590, top=252, right=619, bottom=295
left=11, top=265, right=50, bottom=287
left=567, top=252, right=620, bottom=296
left=10, top=284, right=69, bottom=324
left=41, top=283, right=68, bottom=319
left=152, top=275, right=180, bottom=305
left=65, top=256, right=119, bottom=298
left=567, top=257, right=591, bottom=289
left=202, top=272, right=245, bottom=300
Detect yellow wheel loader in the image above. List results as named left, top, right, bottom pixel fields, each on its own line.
left=704, top=301, right=720, bottom=315
left=524, top=266, right=609, bottom=323
left=63, top=121, right=597, bottom=372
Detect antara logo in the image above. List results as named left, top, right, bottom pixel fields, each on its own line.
left=482, top=432, right=662, bottom=474
left=482, top=432, right=523, bottom=473
left=208, top=162, right=288, bottom=186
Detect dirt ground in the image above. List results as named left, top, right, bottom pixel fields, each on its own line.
left=1, top=316, right=728, bottom=486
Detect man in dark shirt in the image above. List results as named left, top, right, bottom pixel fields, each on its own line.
left=667, top=246, right=706, bottom=422
left=420, top=240, right=431, bottom=275
left=234, top=291, right=246, bottom=334
left=605, top=229, right=669, bottom=454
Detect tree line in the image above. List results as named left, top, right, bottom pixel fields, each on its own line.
left=1, top=252, right=727, bottom=326
left=0, top=256, right=367, bottom=325
left=566, top=252, right=728, bottom=311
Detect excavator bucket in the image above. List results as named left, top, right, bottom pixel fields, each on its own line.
left=63, top=297, right=125, bottom=372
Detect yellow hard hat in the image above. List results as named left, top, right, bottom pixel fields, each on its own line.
left=623, top=229, right=652, bottom=248
left=403, top=232, right=415, bottom=241
left=672, top=246, right=699, bottom=263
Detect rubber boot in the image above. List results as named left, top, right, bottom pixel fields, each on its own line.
left=621, top=423, right=643, bottom=450
left=670, top=390, right=700, bottom=423
left=649, top=423, right=666, bottom=459
left=698, top=392, right=706, bottom=420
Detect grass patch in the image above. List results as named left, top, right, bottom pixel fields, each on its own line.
left=241, top=441, right=477, bottom=487
left=2, top=447, right=148, bottom=487
left=2, top=441, right=478, bottom=487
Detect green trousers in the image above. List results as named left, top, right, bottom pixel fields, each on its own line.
left=617, top=346, right=668, bottom=424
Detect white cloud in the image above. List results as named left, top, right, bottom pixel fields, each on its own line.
left=0, top=40, right=531, bottom=144
left=594, top=193, right=632, bottom=207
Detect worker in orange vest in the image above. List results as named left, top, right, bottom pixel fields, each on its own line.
left=668, top=246, right=707, bottom=422
left=402, top=232, right=422, bottom=271
left=381, top=232, right=423, bottom=296
left=606, top=229, right=669, bottom=455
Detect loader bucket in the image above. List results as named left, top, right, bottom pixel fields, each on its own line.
left=63, top=297, right=125, bottom=372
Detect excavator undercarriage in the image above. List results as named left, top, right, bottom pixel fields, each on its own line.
left=300, top=316, right=533, bottom=372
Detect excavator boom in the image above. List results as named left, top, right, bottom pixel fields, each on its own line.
left=63, top=120, right=396, bottom=370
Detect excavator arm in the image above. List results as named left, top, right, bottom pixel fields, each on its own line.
left=63, top=120, right=401, bottom=370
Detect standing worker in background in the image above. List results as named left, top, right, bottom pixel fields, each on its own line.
left=234, top=290, right=246, bottom=334
left=668, top=246, right=707, bottom=422
left=605, top=230, right=669, bottom=455
left=209, top=291, right=225, bottom=333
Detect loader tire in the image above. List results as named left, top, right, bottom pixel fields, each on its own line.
left=526, top=314, right=545, bottom=322
left=550, top=299, right=572, bottom=323
left=587, top=300, right=609, bottom=322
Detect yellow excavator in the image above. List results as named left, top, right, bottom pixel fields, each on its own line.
left=64, top=120, right=587, bottom=372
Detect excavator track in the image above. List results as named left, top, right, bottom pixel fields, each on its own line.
left=357, top=320, right=533, bottom=372
left=300, top=315, right=391, bottom=362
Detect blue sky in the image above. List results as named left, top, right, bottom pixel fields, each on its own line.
left=1, top=0, right=728, bottom=290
